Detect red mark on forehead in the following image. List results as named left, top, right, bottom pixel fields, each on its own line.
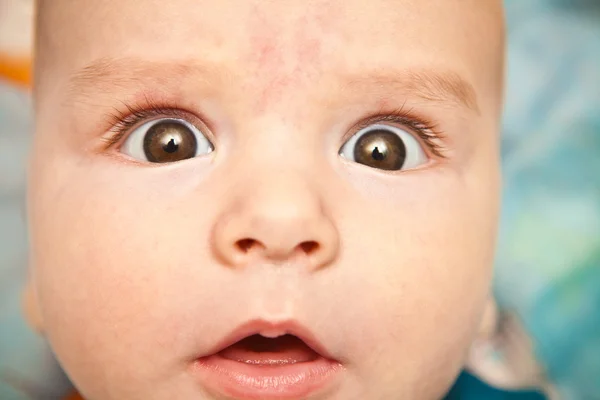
left=245, top=5, right=329, bottom=113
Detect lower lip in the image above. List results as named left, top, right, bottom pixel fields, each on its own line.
left=193, top=354, right=342, bottom=399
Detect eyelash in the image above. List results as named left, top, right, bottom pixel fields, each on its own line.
left=102, top=99, right=447, bottom=158
left=350, top=107, right=446, bottom=158
left=102, top=99, right=198, bottom=149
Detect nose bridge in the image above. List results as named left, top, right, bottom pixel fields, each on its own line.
left=250, top=167, right=321, bottom=221
left=212, top=162, right=339, bottom=270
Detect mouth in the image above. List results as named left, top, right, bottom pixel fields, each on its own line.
left=192, top=321, right=343, bottom=399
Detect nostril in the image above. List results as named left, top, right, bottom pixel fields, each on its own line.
left=236, top=238, right=258, bottom=253
left=234, top=239, right=320, bottom=258
left=299, top=241, right=319, bottom=254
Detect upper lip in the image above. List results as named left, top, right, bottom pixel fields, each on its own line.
left=201, top=319, right=336, bottom=361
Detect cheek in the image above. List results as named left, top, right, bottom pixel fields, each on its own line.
left=28, top=155, right=224, bottom=390
left=327, top=164, right=497, bottom=392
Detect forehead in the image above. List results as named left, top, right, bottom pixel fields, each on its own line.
left=36, top=0, right=503, bottom=113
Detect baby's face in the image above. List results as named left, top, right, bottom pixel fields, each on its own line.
left=28, top=1, right=504, bottom=399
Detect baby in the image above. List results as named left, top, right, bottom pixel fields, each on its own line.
left=24, top=0, right=505, bottom=399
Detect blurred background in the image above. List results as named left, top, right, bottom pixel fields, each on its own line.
left=0, top=0, right=598, bottom=399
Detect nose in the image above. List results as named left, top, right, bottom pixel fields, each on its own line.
left=211, top=170, right=339, bottom=270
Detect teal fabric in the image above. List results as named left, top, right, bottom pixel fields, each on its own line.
left=446, top=373, right=547, bottom=400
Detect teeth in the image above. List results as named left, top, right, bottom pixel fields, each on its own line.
left=258, top=329, right=287, bottom=339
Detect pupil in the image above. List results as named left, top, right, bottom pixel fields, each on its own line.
left=163, top=138, right=179, bottom=153
left=372, top=147, right=385, bottom=161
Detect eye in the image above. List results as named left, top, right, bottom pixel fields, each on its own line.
left=339, top=123, right=427, bottom=171
left=120, top=118, right=213, bottom=163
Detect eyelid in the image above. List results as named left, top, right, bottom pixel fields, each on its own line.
left=101, top=101, right=215, bottom=151
left=341, top=109, right=447, bottom=159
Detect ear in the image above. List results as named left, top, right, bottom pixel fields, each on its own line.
left=465, top=297, right=516, bottom=389
left=21, top=276, right=44, bottom=334
left=466, top=300, right=549, bottom=392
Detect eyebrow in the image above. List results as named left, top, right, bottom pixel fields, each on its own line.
left=341, top=69, right=479, bottom=114
left=66, top=57, right=479, bottom=113
left=65, top=57, right=228, bottom=103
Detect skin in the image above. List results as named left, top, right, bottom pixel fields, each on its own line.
left=26, top=0, right=505, bottom=399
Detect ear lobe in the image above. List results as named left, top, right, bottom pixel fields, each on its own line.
left=22, top=278, right=44, bottom=334
left=476, top=297, right=498, bottom=340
